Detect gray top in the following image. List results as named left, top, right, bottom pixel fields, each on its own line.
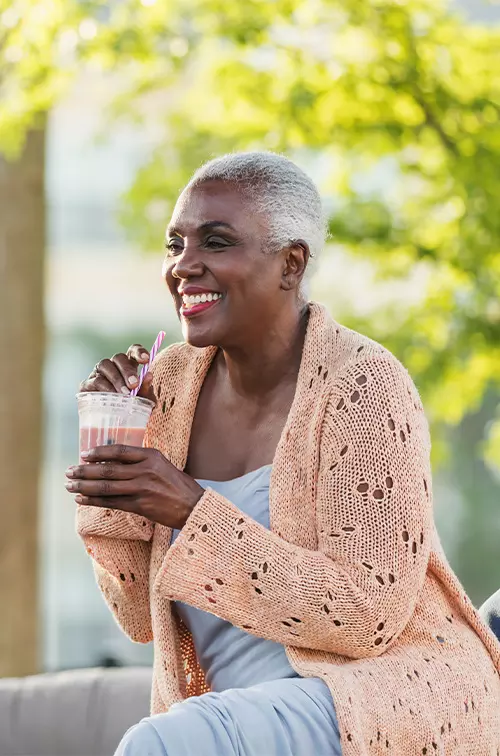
left=171, top=465, right=301, bottom=692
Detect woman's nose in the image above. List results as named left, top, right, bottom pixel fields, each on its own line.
left=171, top=247, right=205, bottom=280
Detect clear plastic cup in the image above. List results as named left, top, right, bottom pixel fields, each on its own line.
left=76, top=392, right=155, bottom=462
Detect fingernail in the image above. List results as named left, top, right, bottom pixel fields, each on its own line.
left=121, top=386, right=130, bottom=394
left=65, top=467, right=75, bottom=477
left=75, top=495, right=83, bottom=504
left=141, top=353, right=149, bottom=360
left=81, top=450, right=90, bottom=459
left=65, top=481, right=75, bottom=491
left=128, top=376, right=138, bottom=385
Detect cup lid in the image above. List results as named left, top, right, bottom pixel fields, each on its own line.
left=76, top=392, right=155, bottom=411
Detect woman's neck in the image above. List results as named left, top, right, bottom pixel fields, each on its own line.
left=216, top=302, right=309, bottom=400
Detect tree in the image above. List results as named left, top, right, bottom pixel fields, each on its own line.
left=0, top=128, right=45, bottom=676
left=0, top=0, right=80, bottom=675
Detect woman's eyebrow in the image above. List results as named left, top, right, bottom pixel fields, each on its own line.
left=166, top=221, right=237, bottom=238
left=199, top=221, right=237, bottom=232
left=166, top=226, right=182, bottom=237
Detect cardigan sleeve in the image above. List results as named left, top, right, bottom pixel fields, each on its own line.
left=154, top=353, right=433, bottom=659
left=77, top=506, right=154, bottom=644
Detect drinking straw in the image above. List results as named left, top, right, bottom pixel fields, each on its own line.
left=130, top=330, right=166, bottom=397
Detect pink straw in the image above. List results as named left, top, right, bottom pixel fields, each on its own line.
left=130, top=330, right=166, bottom=397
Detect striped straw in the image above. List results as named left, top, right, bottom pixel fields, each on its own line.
left=130, top=330, right=166, bottom=397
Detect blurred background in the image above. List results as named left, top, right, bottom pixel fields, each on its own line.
left=1, top=0, right=499, bottom=678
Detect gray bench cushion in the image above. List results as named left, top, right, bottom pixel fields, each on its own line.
left=0, top=667, right=152, bottom=756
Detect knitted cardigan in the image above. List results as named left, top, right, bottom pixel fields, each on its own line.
left=77, top=302, right=500, bottom=755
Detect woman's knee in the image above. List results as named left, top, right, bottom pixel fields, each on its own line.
left=114, top=720, right=167, bottom=756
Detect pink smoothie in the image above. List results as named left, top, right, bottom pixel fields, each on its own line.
left=79, top=426, right=146, bottom=462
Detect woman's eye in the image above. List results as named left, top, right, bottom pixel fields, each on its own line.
left=205, top=237, right=229, bottom=249
left=166, top=240, right=183, bottom=255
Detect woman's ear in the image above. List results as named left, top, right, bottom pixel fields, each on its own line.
left=281, top=240, right=310, bottom=291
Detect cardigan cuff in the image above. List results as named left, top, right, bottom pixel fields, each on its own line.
left=154, top=488, right=249, bottom=600
left=76, top=505, right=154, bottom=542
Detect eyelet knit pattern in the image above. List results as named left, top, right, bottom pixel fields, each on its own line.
left=77, top=302, right=500, bottom=755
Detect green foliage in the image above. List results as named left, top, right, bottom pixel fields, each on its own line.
left=111, top=0, right=500, bottom=471
left=2, top=0, right=500, bottom=471
left=0, top=0, right=72, bottom=156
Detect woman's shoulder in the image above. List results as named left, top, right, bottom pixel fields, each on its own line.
left=150, top=340, right=198, bottom=371
left=316, top=305, right=422, bottom=407
left=152, top=339, right=195, bottom=366
left=317, top=304, right=402, bottom=372
left=148, top=340, right=213, bottom=388
left=318, top=311, right=429, bottom=446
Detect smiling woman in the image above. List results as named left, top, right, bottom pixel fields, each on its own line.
left=72, top=152, right=500, bottom=756
left=162, top=152, right=324, bottom=355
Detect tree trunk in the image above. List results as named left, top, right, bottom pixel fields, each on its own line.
left=0, top=128, right=45, bottom=677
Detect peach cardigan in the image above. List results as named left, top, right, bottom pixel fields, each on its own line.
left=78, top=302, right=500, bottom=754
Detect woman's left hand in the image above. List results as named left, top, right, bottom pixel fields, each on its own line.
left=65, top=445, right=205, bottom=529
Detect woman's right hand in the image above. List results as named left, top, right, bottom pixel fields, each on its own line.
left=79, top=344, right=156, bottom=402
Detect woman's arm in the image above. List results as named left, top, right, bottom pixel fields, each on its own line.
left=154, top=354, right=433, bottom=659
left=77, top=507, right=154, bottom=644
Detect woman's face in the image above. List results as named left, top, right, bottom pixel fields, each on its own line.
left=163, top=180, right=288, bottom=348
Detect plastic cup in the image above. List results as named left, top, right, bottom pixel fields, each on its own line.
left=76, top=392, right=155, bottom=463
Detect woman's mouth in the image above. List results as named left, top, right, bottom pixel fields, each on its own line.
left=180, top=292, right=223, bottom=318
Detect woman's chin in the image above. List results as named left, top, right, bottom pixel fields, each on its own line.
left=178, top=300, right=226, bottom=348
left=181, top=322, right=219, bottom=349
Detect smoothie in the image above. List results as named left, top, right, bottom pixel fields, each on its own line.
left=79, top=426, right=147, bottom=462
left=77, top=392, right=155, bottom=464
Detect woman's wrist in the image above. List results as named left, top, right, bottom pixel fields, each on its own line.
left=175, top=480, right=205, bottom=529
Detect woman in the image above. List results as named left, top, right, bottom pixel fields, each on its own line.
left=68, top=152, right=500, bottom=755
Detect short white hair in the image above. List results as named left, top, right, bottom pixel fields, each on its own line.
left=186, top=151, right=326, bottom=273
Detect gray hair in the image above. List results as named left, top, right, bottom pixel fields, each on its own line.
left=186, top=151, right=326, bottom=277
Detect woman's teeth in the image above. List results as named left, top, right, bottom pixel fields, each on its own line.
left=182, top=292, right=222, bottom=308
